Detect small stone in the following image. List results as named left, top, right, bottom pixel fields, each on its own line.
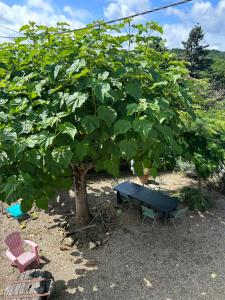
left=96, top=241, right=101, bottom=246
left=102, top=239, right=108, bottom=245
left=69, top=190, right=75, bottom=198
left=144, top=278, right=153, bottom=288
left=60, top=221, right=67, bottom=228
left=211, top=273, right=217, bottom=279
left=75, top=240, right=80, bottom=246
left=85, top=260, right=97, bottom=267
left=74, top=258, right=83, bottom=264
left=58, top=230, right=64, bottom=238
left=106, top=232, right=110, bottom=236
left=89, top=242, right=96, bottom=249
left=63, top=237, right=74, bottom=247
left=143, top=278, right=153, bottom=288
left=75, top=268, right=86, bottom=275
left=93, top=285, right=98, bottom=291
left=60, top=246, right=69, bottom=251
left=77, top=286, right=84, bottom=293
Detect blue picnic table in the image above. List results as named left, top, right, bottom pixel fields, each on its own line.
left=113, top=181, right=179, bottom=223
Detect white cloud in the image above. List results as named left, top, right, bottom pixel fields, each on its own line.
left=27, top=0, right=53, bottom=13
left=163, top=24, right=190, bottom=49
left=0, top=0, right=90, bottom=42
left=163, top=0, right=225, bottom=50
left=63, top=6, right=91, bottom=20
left=104, top=0, right=150, bottom=19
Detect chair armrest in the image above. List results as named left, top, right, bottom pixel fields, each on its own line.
left=6, top=249, right=18, bottom=263
left=24, top=239, right=37, bottom=248
left=24, top=240, right=39, bottom=258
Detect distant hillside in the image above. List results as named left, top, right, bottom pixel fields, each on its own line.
left=171, top=48, right=225, bottom=60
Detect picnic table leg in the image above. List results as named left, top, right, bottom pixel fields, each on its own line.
left=117, top=192, right=123, bottom=205
left=163, top=212, right=169, bottom=225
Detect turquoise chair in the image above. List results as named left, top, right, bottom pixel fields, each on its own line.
left=169, top=207, right=188, bottom=227
left=6, top=203, right=25, bottom=219
left=141, top=206, right=159, bottom=228
left=1, top=203, right=27, bottom=220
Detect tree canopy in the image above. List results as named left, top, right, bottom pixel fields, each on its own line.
left=0, top=21, right=211, bottom=223
left=182, top=24, right=211, bottom=78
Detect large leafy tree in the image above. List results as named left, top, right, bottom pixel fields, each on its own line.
left=0, top=21, right=195, bottom=224
left=182, top=24, right=211, bottom=78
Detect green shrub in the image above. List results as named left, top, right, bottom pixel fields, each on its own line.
left=176, top=159, right=195, bottom=173
left=177, top=187, right=212, bottom=212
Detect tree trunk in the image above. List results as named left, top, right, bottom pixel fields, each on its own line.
left=198, top=177, right=203, bottom=192
left=71, top=163, right=91, bottom=225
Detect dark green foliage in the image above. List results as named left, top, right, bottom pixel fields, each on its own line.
left=178, top=187, right=212, bottom=212
left=182, top=24, right=211, bottom=78
left=210, top=58, right=225, bottom=89
left=172, top=49, right=225, bottom=89
left=181, top=117, right=225, bottom=180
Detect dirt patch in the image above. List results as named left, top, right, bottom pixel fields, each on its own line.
left=1, top=172, right=225, bottom=300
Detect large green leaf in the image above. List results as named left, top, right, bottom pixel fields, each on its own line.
left=39, top=131, right=56, bottom=148
left=26, top=135, right=41, bottom=148
left=150, top=167, right=157, bottom=178
left=21, top=121, right=33, bottom=134
left=151, top=81, right=168, bottom=89
left=54, top=65, right=62, bottom=79
left=127, top=103, right=139, bottom=116
left=66, top=59, right=86, bottom=76
left=0, top=151, right=8, bottom=167
left=1, top=130, right=17, bottom=142
left=81, top=115, right=99, bottom=133
left=114, top=120, right=131, bottom=135
left=133, top=119, right=153, bottom=139
left=119, top=139, right=138, bottom=158
left=59, top=122, right=77, bottom=140
left=94, top=83, right=110, bottom=102
left=103, top=159, right=119, bottom=177
left=14, top=140, right=28, bottom=156
left=133, top=161, right=144, bottom=176
left=147, top=21, right=163, bottom=34
left=73, top=141, right=89, bottom=162
left=52, top=146, right=73, bottom=166
left=98, top=105, right=117, bottom=126
left=36, top=197, right=48, bottom=209
left=64, top=92, right=88, bottom=112
left=1, top=175, right=19, bottom=199
left=28, top=131, right=56, bottom=149
left=0, top=112, right=7, bottom=122
left=21, top=199, right=34, bottom=212
left=125, top=81, right=142, bottom=99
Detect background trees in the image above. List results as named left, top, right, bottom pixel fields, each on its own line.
left=182, top=24, right=211, bottom=78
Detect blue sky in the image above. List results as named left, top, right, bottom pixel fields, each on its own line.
left=0, top=0, right=225, bottom=50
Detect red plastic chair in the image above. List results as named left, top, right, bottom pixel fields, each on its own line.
left=4, top=232, right=40, bottom=273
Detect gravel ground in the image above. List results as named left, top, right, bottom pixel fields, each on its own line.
left=1, top=172, right=225, bottom=300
